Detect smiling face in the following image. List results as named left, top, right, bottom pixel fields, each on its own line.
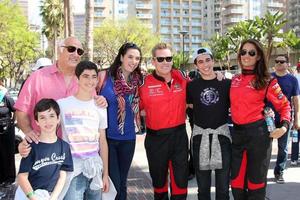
left=78, top=69, right=98, bottom=94
left=152, top=48, right=173, bottom=79
left=58, top=37, right=83, bottom=70
left=121, top=48, right=141, bottom=76
left=36, top=108, right=60, bottom=135
left=239, top=42, right=261, bottom=70
left=195, top=54, right=215, bottom=80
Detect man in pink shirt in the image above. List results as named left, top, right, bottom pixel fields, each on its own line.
left=15, top=36, right=106, bottom=147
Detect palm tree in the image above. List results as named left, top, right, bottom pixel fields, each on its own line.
left=86, top=0, right=94, bottom=61
left=64, top=0, right=74, bottom=37
left=40, top=0, right=64, bottom=60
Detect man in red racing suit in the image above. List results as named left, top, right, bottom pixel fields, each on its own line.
left=139, top=43, right=188, bottom=200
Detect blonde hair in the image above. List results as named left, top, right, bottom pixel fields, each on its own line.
left=151, top=43, right=172, bottom=57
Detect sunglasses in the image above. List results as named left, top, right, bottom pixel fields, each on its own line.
left=154, top=56, right=173, bottom=63
left=240, top=49, right=256, bottom=57
left=62, top=46, right=84, bottom=56
left=275, top=60, right=286, bottom=64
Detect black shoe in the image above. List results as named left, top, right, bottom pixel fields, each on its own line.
left=275, top=174, right=285, bottom=184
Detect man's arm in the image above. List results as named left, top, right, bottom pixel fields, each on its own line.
left=293, top=95, right=300, bottom=129
left=99, top=129, right=109, bottom=192
left=50, top=170, right=67, bottom=200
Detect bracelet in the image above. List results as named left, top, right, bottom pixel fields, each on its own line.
left=26, top=191, right=35, bottom=198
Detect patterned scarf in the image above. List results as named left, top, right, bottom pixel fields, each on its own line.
left=114, top=68, right=141, bottom=135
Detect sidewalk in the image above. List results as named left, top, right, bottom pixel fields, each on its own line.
left=1, top=132, right=300, bottom=199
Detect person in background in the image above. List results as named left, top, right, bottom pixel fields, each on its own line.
left=15, top=98, right=73, bottom=200
left=187, top=47, right=231, bottom=200
left=98, top=42, right=142, bottom=200
left=270, top=54, right=300, bottom=184
left=0, top=79, right=16, bottom=191
left=139, top=43, right=189, bottom=200
left=230, top=39, right=291, bottom=200
left=291, top=64, right=300, bottom=166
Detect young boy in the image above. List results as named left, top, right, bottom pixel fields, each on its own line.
left=15, top=98, right=73, bottom=200
left=58, top=60, right=109, bottom=200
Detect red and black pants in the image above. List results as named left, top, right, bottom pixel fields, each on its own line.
left=231, top=119, right=272, bottom=200
left=145, top=124, right=188, bottom=200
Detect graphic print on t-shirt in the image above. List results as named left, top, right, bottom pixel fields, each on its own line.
left=32, top=153, right=65, bottom=170
left=200, top=87, right=219, bottom=106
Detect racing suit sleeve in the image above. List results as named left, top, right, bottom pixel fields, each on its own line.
left=266, top=78, right=291, bottom=128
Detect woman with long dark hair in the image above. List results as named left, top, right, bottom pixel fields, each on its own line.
left=98, top=43, right=142, bottom=200
left=230, top=39, right=291, bottom=200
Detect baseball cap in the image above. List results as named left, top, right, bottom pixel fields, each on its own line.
left=192, top=47, right=213, bottom=62
left=32, top=58, right=52, bottom=71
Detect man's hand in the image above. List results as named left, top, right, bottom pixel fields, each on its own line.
left=18, top=139, right=32, bottom=158
left=24, top=130, right=40, bottom=144
left=102, top=175, right=109, bottom=193
left=269, top=127, right=287, bottom=139
left=94, top=95, right=108, bottom=108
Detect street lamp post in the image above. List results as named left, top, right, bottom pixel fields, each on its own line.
left=179, top=30, right=188, bottom=70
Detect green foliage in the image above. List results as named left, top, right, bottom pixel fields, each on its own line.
left=208, top=11, right=300, bottom=67
left=93, top=18, right=160, bottom=67
left=172, top=52, right=190, bottom=70
left=0, top=0, right=40, bottom=88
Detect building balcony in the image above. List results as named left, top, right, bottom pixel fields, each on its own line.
left=224, top=0, right=244, bottom=7
left=136, top=13, right=152, bottom=19
left=136, top=3, right=152, bottom=10
left=224, top=17, right=244, bottom=24
left=94, top=2, right=105, bottom=8
left=267, top=2, right=283, bottom=8
left=224, top=8, right=244, bottom=15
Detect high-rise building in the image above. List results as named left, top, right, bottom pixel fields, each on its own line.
left=288, top=0, right=300, bottom=37
left=222, top=0, right=286, bottom=33
left=12, top=0, right=29, bottom=21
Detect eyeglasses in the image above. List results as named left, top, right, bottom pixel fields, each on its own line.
left=240, top=49, right=256, bottom=57
left=275, top=60, right=286, bottom=64
left=154, top=56, right=173, bottom=63
left=62, top=46, right=84, bottom=56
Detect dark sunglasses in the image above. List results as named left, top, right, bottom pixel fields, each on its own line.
left=62, top=46, right=84, bottom=56
left=240, top=49, right=256, bottom=57
left=197, top=48, right=208, bottom=54
left=154, top=56, right=173, bottom=63
left=275, top=60, right=286, bottom=64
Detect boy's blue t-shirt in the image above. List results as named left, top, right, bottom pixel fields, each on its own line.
left=100, top=76, right=136, bottom=140
left=18, top=138, right=73, bottom=192
left=270, top=73, right=300, bottom=123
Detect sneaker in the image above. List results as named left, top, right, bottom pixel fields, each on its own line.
left=291, top=160, right=298, bottom=166
left=275, top=174, right=285, bottom=184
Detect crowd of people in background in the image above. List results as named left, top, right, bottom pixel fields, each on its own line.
left=0, top=36, right=300, bottom=200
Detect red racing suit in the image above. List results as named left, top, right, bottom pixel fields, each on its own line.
left=230, top=74, right=291, bottom=200
left=139, top=70, right=189, bottom=200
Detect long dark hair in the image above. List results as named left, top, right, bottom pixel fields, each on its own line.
left=238, top=39, right=271, bottom=90
left=109, top=42, right=142, bottom=79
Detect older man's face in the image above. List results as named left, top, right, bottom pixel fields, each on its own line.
left=58, top=38, right=83, bottom=70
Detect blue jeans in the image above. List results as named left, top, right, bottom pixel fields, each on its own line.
left=193, top=135, right=231, bottom=200
left=274, top=127, right=290, bottom=175
left=108, top=138, right=135, bottom=200
left=291, top=130, right=300, bottom=161
left=64, top=173, right=102, bottom=200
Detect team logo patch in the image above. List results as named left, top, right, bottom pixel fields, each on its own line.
left=200, top=87, right=219, bottom=106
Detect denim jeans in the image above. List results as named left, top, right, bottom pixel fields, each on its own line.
left=274, top=127, right=290, bottom=175
left=63, top=173, right=102, bottom=200
left=108, top=138, right=135, bottom=200
left=291, top=130, right=300, bottom=161
left=193, top=135, right=231, bottom=200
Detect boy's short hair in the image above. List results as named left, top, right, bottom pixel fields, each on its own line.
left=276, top=54, right=289, bottom=63
left=34, top=98, right=60, bottom=121
left=151, top=43, right=172, bottom=57
left=75, top=60, right=98, bottom=79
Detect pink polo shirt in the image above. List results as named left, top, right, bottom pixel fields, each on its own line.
left=15, top=63, right=78, bottom=132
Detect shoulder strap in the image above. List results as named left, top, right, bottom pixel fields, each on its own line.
left=264, top=77, right=276, bottom=104
left=96, top=70, right=108, bottom=94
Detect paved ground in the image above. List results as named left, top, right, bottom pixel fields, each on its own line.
left=1, top=127, right=300, bottom=199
